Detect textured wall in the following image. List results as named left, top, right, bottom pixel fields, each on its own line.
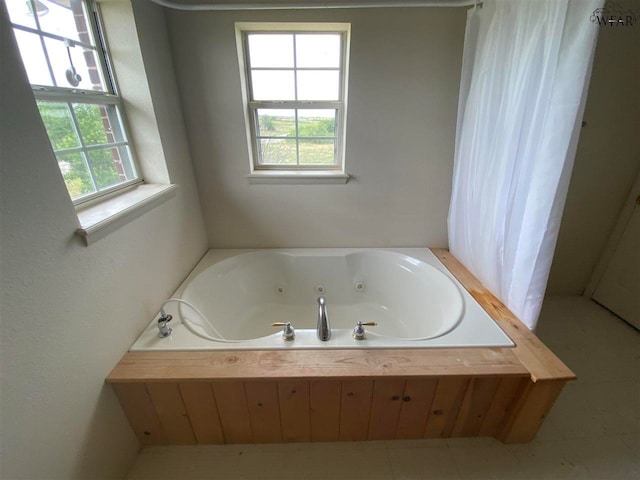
left=166, top=4, right=639, bottom=294
left=0, top=1, right=207, bottom=478
left=167, top=7, right=466, bottom=248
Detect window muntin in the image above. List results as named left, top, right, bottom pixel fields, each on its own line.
left=239, top=25, right=349, bottom=171
left=8, top=0, right=140, bottom=204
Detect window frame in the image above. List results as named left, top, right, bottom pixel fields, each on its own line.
left=236, top=22, right=351, bottom=175
left=9, top=0, right=142, bottom=206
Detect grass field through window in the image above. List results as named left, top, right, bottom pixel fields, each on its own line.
left=257, top=112, right=336, bottom=165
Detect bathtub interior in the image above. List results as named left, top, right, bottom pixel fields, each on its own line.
left=177, top=250, right=464, bottom=342
left=131, top=248, right=515, bottom=350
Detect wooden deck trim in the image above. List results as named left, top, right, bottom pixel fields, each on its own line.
left=106, top=347, right=528, bottom=383
left=432, top=249, right=576, bottom=383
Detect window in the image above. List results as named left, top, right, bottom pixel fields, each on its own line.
left=237, top=23, right=350, bottom=176
left=7, top=0, right=140, bottom=204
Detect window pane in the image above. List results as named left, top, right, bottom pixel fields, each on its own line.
left=37, top=0, right=87, bottom=43
left=247, top=34, right=293, bottom=68
left=44, top=37, right=106, bottom=91
left=259, top=139, right=297, bottom=165
left=298, top=110, right=336, bottom=137
left=296, top=34, right=340, bottom=68
left=73, top=103, right=122, bottom=146
left=74, top=103, right=107, bottom=145
left=86, top=147, right=128, bottom=190
left=257, top=109, right=295, bottom=137
left=6, top=0, right=37, bottom=28
left=37, top=101, right=81, bottom=150
left=14, top=30, right=53, bottom=86
left=299, top=139, right=335, bottom=165
left=69, top=44, right=105, bottom=91
left=297, top=71, right=339, bottom=101
left=115, top=146, right=136, bottom=180
left=117, top=146, right=135, bottom=180
left=56, top=151, right=96, bottom=199
left=251, top=70, right=295, bottom=101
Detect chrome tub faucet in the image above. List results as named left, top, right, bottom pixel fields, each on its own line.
left=317, top=296, right=331, bottom=341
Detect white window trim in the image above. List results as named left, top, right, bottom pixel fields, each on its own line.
left=246, top=170, right=350, bottom=184
left=73, top=0, right=179, bottom=243
left=11, top=0, right=144, bottom=206
left=75, top=183, right=177, bottom=245
left=7, top=0, right=178, bottom=246
left=11, top=0, right=179, bottom=244
left=236, top=22, right=351, bottom=183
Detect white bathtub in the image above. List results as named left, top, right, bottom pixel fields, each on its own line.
left=131, top=249, right=514, bottom=351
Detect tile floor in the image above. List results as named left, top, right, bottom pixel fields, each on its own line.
left=126, top=296, right=639, bottom=479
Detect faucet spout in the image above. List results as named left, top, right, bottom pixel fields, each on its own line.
left=317, top=296, right=331, bottom=341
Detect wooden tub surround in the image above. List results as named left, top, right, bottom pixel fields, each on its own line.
left=107, top=249, right=575, bottom=445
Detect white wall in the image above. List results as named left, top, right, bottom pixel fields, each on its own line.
left=167, top=7, right=466, bottom=248
left=0, top=1, right=207, bottom=478
left=166, top=4, right=638, bottom=293
left=547, top=14, right=640, bottom=295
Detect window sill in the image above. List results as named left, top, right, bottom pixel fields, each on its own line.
left=247, top=171, right=350, bottom=185
left=75, top=183, right=178, bottom=246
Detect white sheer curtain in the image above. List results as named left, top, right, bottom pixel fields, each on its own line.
left=448, top=0, right=602, bottom=329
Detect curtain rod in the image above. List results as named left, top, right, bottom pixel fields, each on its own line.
left=150, top=0, right=480, bottom=11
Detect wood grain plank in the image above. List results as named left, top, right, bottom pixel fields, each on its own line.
left=106, top=346, right=527, bottom=383
left=432, top=249, right=576, bottom=383
left=146, top=383, right=196, bottom=444
left=111, top=383, right=167, bottom=445
left=310, top=380, right=341, bottom=442
left=211, top=381, right=253, bottom=444
left=424, top=378, right=470, bottom=438
left=479, top=377, right=527, bottom=437
left=278, top=380, right=310, bottom=442
left=339, top=380, right=374, bottom=441
left=451, top=377, right=501, bottom=437
left=179, top=382, right=225, bottom=444
left=396, top=378, right=438, bottom=439
left=245, top=381, right=282, bottom=443
left=368, top=379, right=405, bottom=440
left=498, top=379, right=567, bottom=443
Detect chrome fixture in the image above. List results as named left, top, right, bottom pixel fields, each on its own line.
left=353, top=321, right=377, bottom=340
left=317, top=296, right=331, bottom=341
left=157, top=309, right=173, bottom=338
left=272, top=321, right=296, bottom=341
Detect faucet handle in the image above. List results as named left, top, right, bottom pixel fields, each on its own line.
left=157, top=313, right=173, bottom=338
left=271, top=322, right=295, bottom=341
left=353, top=321, right=377, bottom=340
